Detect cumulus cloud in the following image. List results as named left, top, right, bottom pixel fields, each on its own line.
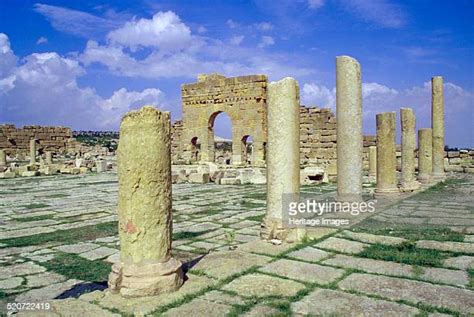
left=226, top=19, right=239, bottom=29
left=254, top=22, right=273, bottom=31
left=258, top=36, right=275, bottom=48
left=340, top=0, right=406, bottom=29
left=301, top=83, right=336, bottom=108
left=0, top=33, right=164, bottom=130
left=107, top=11, right=193, bottom=51
left=229, top=35, right=245, bottom=46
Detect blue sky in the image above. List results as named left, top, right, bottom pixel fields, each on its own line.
left=0, top=0, right=473, bottom=146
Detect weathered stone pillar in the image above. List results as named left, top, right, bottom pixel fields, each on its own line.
left=45, top=151, right=53, bottom=165
left=231, top=130, right=242, bottom=165
left=0, top=150, right=6, bottom=166
left=368, top=146, right=377, bottom=177
left=418, top=128, right=432, bottom=184
left=29, top=139, right=36, bottom=165
left=108, top=106, right=183, bottom=297
left=400, top=108, right=420, bottom=191
left=375, top=112, right=398, bottom=194
left=336, top=56, right=363, bottom=202
left=431, top=76, right=445, bottom=180
left=261, top=77, right=303, bottom=242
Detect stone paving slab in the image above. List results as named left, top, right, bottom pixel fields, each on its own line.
left=17, top=298, right=120, bottom=317
left=222, top=273, right=306, bottom=298
left=54, top=243, right=99, bottom=254
left=163, top=298, right=232, bottom=317
left=0, top=262, right=46, bottom=278
left=416, top=240, right=474, bottom=254
left=78, top=246, right=117, bottom=260
left=314, top=237, right=369, bottom=254
left=236, top=240, right=294, bottom=256
left=339, top=273, right=474, bottom=314
left=324, top=254, right=469, bottom=286
left=260, top=258, right=345, bottom=285
left=190, top=251, right=272, bottom=280
left=291, top=288, right=419, bottom=316
left=338, top=230, right=406, bottom=246
left=443, top=255, right=474, bottom=270
left=286, top=246, right=330, bottom=262
left=15, top=279, right=82, bottom=302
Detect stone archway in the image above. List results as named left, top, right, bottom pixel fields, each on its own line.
left=180, top=74, right=267, bottom=165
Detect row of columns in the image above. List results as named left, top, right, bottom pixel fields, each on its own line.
left=373, top=76, right=445, bottom=194
left=0, top=140, right=53, bottom=167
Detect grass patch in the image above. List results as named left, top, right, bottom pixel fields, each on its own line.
left=243, top=192, right=266, bottom=200
left=245, top=214, right=265, bottom=222
left=353, top=220, right=465, bottom=242
left=468, top=268, right=474, bottom=289
left=14, top=214, right=55, bottom=222
left=358, top=242, right=448, bottom=267
left=21, top=203, right=50, bottom=209
left=0, top=221, right=118, bottom=248
left=239, top=200, right=265, bottom=209
left=42, top=252, right=110, bottom=282
left=47, top=193, right=70, bottom=198
left=77, top=180, right=117, bottom=186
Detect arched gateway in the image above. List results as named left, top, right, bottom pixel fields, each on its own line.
left=180, top=74, right=267, bottom=165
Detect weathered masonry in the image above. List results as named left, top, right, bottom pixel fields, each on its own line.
left=180, top=74, right=268, bottom=165
left=0, top=124, right=73, bottom=155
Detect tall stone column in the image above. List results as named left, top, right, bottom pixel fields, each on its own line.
left=108, top=106, right=183, bottom=297
left=29, top=139, right=37, bottom=165
left=336, top=56, right=363, bottom=202
left=369, top=146, right=377, bottom=177
left=400, top=108, right=420, bottom=191
left=261, top=77, right=304, bottom=242
left=45, top=151, right=53, bottom=165
left=431, top=76, right=445, bottom=180
left=375, top=112, right=398, bottom=194
left=0, top=150, right=6, bottom=166
left=418, top=128, right=432, bottom=184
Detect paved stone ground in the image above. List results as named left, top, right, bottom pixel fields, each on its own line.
left=0, top=172, right=473, bottom=316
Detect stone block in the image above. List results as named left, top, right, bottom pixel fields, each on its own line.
left=220, top=177, right=241, bottom=185
left=21, top=170, right=39, bottom=177
left=188, top=172, right=210, bottom=183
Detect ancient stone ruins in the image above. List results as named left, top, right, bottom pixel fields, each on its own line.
left=1, top=56, right=474, bottom=316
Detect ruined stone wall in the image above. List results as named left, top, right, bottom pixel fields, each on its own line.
left=0, top=124, right=73, bottom=155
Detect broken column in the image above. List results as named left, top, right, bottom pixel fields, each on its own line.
left=375, top=112, right=398, bottom=194
left=336, top=55, right=363, bottom=202
left=369, top=146, right=377, bottom=177
left=399, top=108, right=420, bottom=191
left=418, top=128, right=432, bottom=184
left=45, top=151, right=53, bottom=165
left=261, top=77, right=304, bottom=242
left=108, top=106, right=183, bottom=297
left=29, top=139, right=36, bottom=165
left=0, top=150, right=6, bottom=166
left=431, top=76, right=446, bottom=181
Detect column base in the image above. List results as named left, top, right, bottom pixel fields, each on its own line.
left=374, top=186, right=399, bottom=197
left=431, top=173, right=446, bottom=181
left=260, top=217, right=305, bottom=243
left=417, top=174, right=432, bottom=184
left=108, top=257, right=184, bottom=298
left=399, top=180, right=421, bottom=192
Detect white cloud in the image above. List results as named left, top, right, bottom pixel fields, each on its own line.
left=308, top=0, right=325, bottom=9
left=341, top=0, right=406, bottom=29
left=254, top=22, right=273, bottom=31
left=301, top=83, right=336, bottom=108
left=258, top=36, right=275, bottom=48
left=0, top=33, right=165, bottom=130
left=230, top=35, right=245, bottom=46
left=107, top=11, right=193, bottom=51
left=226, top=19, right=239, bottom=29
left=36, top=37, right=48, bottom=45
left=33, top=3, right=123, bottom=38
left=197, top=26, right=207, bottom=34
left=362, top=82, right=398, bottom=98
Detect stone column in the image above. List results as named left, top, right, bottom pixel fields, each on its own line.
left=400, top=108, right=420, bottom=191
left=418, top=128, right=432, bottom=184
left=29, top=139, right=36, bottom=165
left=45, top=151, right=53, bottom=165
left=336, top=56, right=363, bottom=202
left=108, top=106, right=183, bottom=297
left=0, top=150, right=6, bottom=166
left=375, top=112, right=398, bottom=194
left=368, top=146, right=377, bottom=177
left=261, top=77, right=304, bottom=242
left=431, top=76, right=445, bottom=180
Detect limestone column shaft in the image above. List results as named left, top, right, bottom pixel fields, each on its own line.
left=375, top=112, right=398, bottom=194
left=0, top=150, right=6, bottom=166
left=336, top=55, right=363, bottom=202
left=369, top=146, right=377, bottom=177
left=261, top=77, right=303, bottom=242
left=400, top=108, right=420, bottom=191
left=108, top=106, right=183, bottom=297
left=45, top=151, right=53, bottom=165
left=29, top=139, right=36, bottom=165
left=418, top=128, right=432, bottom=184
left=431, top=76, right=445, bottom=180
